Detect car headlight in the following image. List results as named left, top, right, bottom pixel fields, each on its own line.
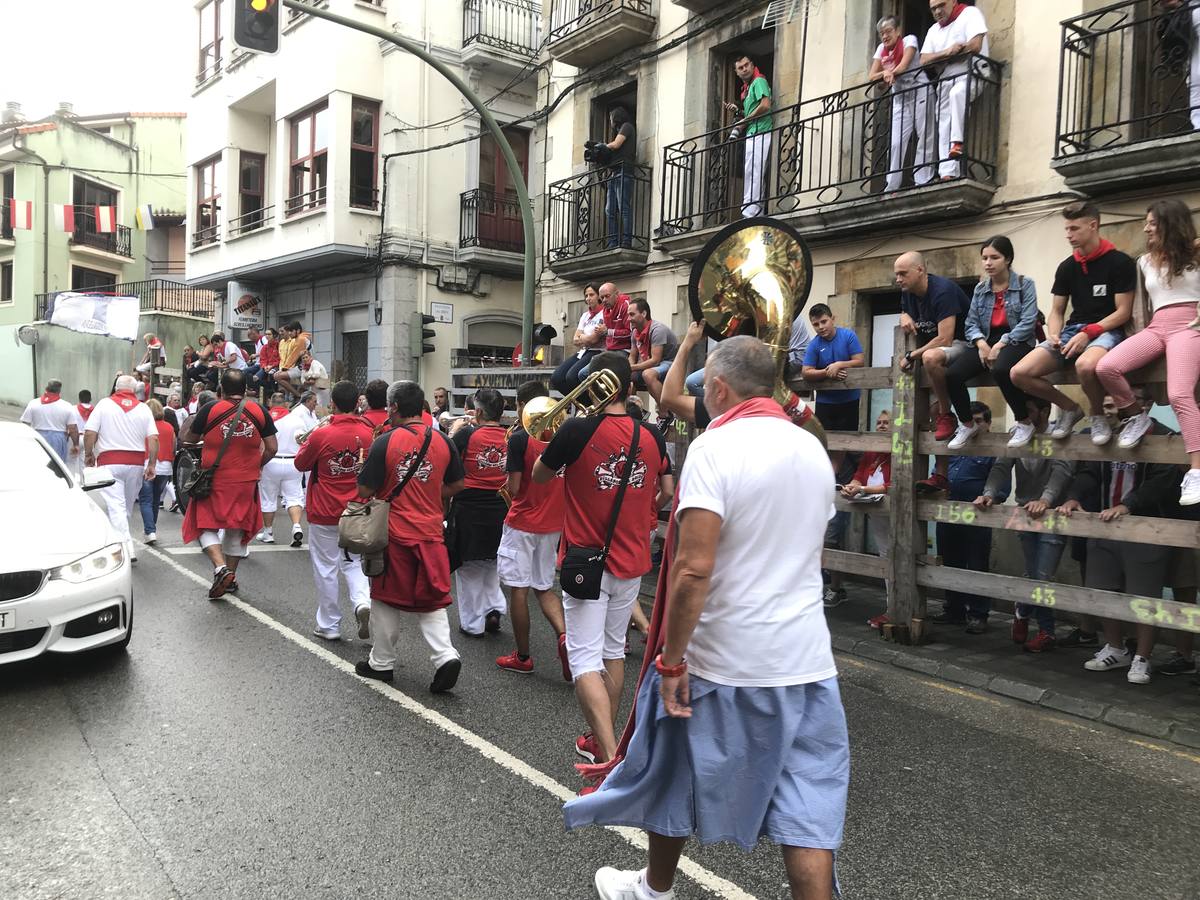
left=49, top=543, right=126, bottom=584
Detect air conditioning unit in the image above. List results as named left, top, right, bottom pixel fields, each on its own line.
left=437, top=265, right=477, bottom=293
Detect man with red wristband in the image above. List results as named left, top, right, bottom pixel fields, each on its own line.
left=564, top=337, right=848, bottom=900
left=1010, top=201, right=1135, bottom=445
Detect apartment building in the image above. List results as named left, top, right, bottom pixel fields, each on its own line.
left=0, top=106, right=190, bottom=404
left=533, top=0, right=1200, bottom=425
left=184, top=0, right=542, bottom=392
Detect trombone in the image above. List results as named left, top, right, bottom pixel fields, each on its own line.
left=522, top=369, right=621, bottom=441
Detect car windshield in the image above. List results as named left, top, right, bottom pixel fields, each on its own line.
left=0, top=437, right=73, bottom=492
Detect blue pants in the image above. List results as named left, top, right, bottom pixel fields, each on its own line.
left=551, top=350, right=599, bottom=395
left=685, top=368, right=705, bottom=404
left=604, top=167, right=634, bottom=249
left=1016, top=532, right=1066, bottom=632
left=38, top=429, right=68, bottom=461
left=937, top=521, right=993, bottom=619
left=138, top=474, right=171, bottom=535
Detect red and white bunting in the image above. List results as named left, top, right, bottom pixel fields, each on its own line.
left=9, top=198, right=32, bottom=230
left=94, top=205, right=116, bottom=233
left=52, top=203, right=76, bottom=233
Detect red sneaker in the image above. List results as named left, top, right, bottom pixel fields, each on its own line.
left=496, top=651, right=533, bottom=673
left=557, top=633, right=572, bottom=682
left=915, top=473, right=951, bottom=494
left=575, top=732, right=599, bottom=763
left=1011, top=617, right=1029, bottom=645
left=578, top=783, right=599, bottom=796
left=1024, top=631, right=1057, bottom=654
left=868, top=612, right=891, bottom=630
left=934, top=413, right=958, bottom=441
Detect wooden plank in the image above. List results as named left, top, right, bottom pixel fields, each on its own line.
left=889, top=329, right=923, bottom=625
left=917, top=430, right=1188, bottom=465
left=788, top=367, right=895, bottom=392
left=917, top=499, right=1200, bottom=549
left=825, top=431, right=892, bottom=453
left=823, top=549, right=888, bottom=579
left=917, top=565, right=1200, bottom=635
left=834, top=494, right=890, bottom=515
left=917, top=359, right=1166, bottom=390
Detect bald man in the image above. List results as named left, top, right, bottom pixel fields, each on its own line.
left=579, top=282, right=632, bottom=381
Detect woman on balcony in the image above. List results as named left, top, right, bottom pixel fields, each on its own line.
left=868, top=15, right=924, bottom=194
left=1096, top=198, right=1200, bottom=505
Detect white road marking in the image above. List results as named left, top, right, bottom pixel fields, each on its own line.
left=143, top=545, right=758, bottom=900
left=163, top=545, right=303, bottom=555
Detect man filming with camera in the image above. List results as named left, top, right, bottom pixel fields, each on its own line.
left=584, top=106, right=637, bottom=250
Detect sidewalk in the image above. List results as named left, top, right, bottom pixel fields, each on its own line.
left=0, top=402, right=22, bottom=423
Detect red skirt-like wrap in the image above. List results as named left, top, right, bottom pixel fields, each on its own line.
left=370, top=539, right=452, bottom=613
left=182, top=481, right=263, bottom=545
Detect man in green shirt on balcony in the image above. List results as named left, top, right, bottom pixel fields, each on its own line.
left=725, top=54, right=774, bottom=218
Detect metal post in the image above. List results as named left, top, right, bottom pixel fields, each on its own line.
left=280, top=0, right=537, bottom=364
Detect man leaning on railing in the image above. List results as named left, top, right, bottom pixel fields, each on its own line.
left=920, top=0, right=989, bottom=183
left=725, top=53, right=773, bottom=217
left=1159, top=0, right=1200, bottom=130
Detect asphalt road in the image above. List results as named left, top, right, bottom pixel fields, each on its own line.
left=3, top=512, right=1199, bottom=900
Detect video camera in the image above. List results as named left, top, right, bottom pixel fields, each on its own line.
left=583, top=139, right=615, bottom=165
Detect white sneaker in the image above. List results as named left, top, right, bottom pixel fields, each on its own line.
left=947, top=421, right=980, bottom=450
left=127, top=540, right=138, bottom=563
left=312, top=627, right=341, bottom=641
left=1089, top=416, right=1113, bottom=446
left=1050, top=408, right=1085, bottom=440
left=1181, top=469, right=1200, bottom=506
left=1117, top=411, right=1153, bottom=449
left=144, top=533, right=157, bottom=545
left=1127, top=655, right=1152, bottom=685
left=256, top=529, right=275, bottom=544
left=1084, top=644, right=1132, bottom=672
left=1007, top=421, right=1037, bottom=449
left=594, top=867, right=674, bottom=900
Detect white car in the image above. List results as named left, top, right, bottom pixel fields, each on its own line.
left=0, top=422, right=133, bottom=664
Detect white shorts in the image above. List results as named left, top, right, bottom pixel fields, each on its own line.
left=259, top=457, right=304, bottom=511
left=496, top=525, right=560, bottom=591
left=563, top=571, right=641, bottom=679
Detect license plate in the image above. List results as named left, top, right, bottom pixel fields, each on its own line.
left=0, top=609, right=15, bottom=631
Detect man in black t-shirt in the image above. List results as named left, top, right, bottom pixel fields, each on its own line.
left=1011, top=201, right=1135, bottom=445
left=603, top=106, right=636, bottom=250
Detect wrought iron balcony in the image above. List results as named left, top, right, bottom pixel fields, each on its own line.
left=461, top=188, right=525, bottom=252
left=71, top=211, right=133, bottom=258
left=228, top=205, right=274, bottom=239
left=547, top=0, right=655, bottom=69
left=463, top=0, right=540, bottom=61
left=546, top=162, right=651, bottom=279
left=36, top=279, right=218, bottom=321
left=1053, top=0, right=1200, bottom=193
left=658, top=55, right=1003, bottom=257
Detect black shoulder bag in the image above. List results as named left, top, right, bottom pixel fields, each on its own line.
left=560, top=419, right=641, bottom=600
left=182, top=397, right=250, bottom=501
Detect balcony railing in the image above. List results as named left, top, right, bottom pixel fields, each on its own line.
left=285, top=186, right=327, bottom=217
left=192, top=221, right=220, bottom=249
left=463, top=0, right=540, bottom=56
left=36, top=279, right=219, bottom=320
left=228, top=205, right=274, bottom=239
left=71, top=212, right=133, bottom=257
left=350, top=186, right=380, bottom=211
left=1, top=198, right=11, bottom=239
left=660, top=55, right=1003, bottom=237
left=1055, top=0, right=1200, bottom=157
left=547, top=162, right=652, bottom=262
left=460, top=188, right=525, bottom=254
left=549, top=0, right=650, bottom=43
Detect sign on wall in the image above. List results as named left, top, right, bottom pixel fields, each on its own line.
left=431, top=302, right=454, bottom=324
left=228, top=281, right=266, bottom=331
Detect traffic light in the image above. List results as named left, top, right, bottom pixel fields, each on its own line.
left=410, top=312, right=436, bottom=357
left=233, top=0, right=280, bottom=55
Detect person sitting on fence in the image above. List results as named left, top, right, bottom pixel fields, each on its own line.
left=275, top=321, right=313, bottom=399
left=1058, top=388, right=1181, bottom=685
left=135, top=333, right=166, bottom=376
left=975, top=403, right=1073, bottom=654
left=945, top=235, right=1045, bottom=450
left=628, top=298, right=679, bottom=412
left=1010, top=201, right=1136, bottom=445
left=253, top=327, right=281, bottom=397
left=868, top=15, right=924, bottom=193
left=724, top=52, right=773, bottom=217
left=1159, top=0, right=1200, bottom=131
left=1095, top=198, right=1200, bottom=506
left=579, top=283, right=632, bottom=382
left=552, top=284, right=606, bottom=396
left=918, top=0, right=990, bottom=183
left=802, top=303, right=865, bottom=470
left=842, top=410, right=892, bottom=626
left=927, top=401, right=1004, bottom=634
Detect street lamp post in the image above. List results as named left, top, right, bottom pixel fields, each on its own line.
left=280, top=0, right=538, bottom=365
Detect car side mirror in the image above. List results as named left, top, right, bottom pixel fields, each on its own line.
left=81, top=466, right=116, bottom=492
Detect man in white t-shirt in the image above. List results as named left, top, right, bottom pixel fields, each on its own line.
left=551, top=285, right=606, bottom=395
left=256, top=393, right=314, bottom=547
left=84, top=375, right=158, bottom=562
left=565, top=336, right=848, bottom=900
left=21, top=379, right=79, bottom=461
left=211, top=331, right=248, bottom=373
left=299, top=351, right=330, bottom=408
left=920, top=0, right=989, bottom=181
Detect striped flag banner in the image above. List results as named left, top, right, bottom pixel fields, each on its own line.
left=134, top=204, right=155, bottom=230
left=94, top=205, right=116, bottom=233
left=52, top=203, right=76, bottom=233
left=9, top=198, right=32, bottom=230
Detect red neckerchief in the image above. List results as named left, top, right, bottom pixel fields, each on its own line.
left=1074, top=238, right=1116, bottom=274
left=739, top=67, right=765, bottom=101
left=882, top=38, right=905, bottom=69
left=938, top=3, right=967, bottom=27
left=112, top=391, right=140, bottom=412
left=76, top=403, right=93, bottom=421
left=576, top=395, right=790, bottom=787
left=269, top=406, right=290, bottom=422
left=40, top=392, right=61, bottom=405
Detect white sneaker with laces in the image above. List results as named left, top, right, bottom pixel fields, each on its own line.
left=1117, top=411, right=1153, bottom=449
left=144, top=533, right=157, bottom=545
left=1084, top=644, right=1132, bottom=672
left=1180, top=469, right=1200, bottom=506
left=948, top=421, right=980, bottom=450
left=594, top=868, right=674, bottom=900
left=1007, top=421, right=1037, bottom=449
left=312, top=627, right=341, bottom=641
left=1089, top=416, right=1112, bottom=446
left=1127, top=655, right=1151, bottom=684
left=256, top=529, right=275, bottom=544
left=1050, top=408, right=1085, bottom=439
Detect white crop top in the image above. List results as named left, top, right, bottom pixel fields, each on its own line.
left=1141, top=254, right=1200, bottom=313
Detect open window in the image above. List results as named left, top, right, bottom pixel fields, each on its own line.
left=589, top=83, right=638, bottom=162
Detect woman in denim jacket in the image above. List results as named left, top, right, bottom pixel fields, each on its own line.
left=944, top=236, right=1046, bottom=450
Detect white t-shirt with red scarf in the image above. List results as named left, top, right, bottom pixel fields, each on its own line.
left=85, top=392, right=157, bottom=467
left=873, top=34, right=920, bottom=87
left=921, top=3, right=989, bottom=77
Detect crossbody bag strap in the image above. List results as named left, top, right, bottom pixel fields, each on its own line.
left=600, top=418, right=641, bottom=558
left=207, top=397, right=251, bottom=472
left=385, top=425, right=434, bottom=503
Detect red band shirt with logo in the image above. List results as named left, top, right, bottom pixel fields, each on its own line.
left=358, top=424, right=465, bottom=543
left=294, top=413, right=377, bottom=525
left=452, top=424, right=509, bottom=491
left=505, top=427, right=565, bottom=534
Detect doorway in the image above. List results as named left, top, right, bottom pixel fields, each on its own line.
left=341, top=331, right=368, bottom=389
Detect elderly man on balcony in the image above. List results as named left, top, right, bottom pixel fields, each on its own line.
left=919, top=0, right=989, bottom=183
left=869, top=16, right=924, bottom=193
left=725, top=54, right=773, bottom=217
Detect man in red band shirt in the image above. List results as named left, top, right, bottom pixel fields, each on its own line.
left=180, top=370, right=278, bottom=599
left=447, top=389, right=510, bottom=636
left=355, top=380, right=466, bottom=694
left=295, top=380, right=376, bottom=642
left=495, top=381, right=569, bottom=678
left=534, top=352, right=674, bottom=766
left=360, top=379, right=392, bottom=435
